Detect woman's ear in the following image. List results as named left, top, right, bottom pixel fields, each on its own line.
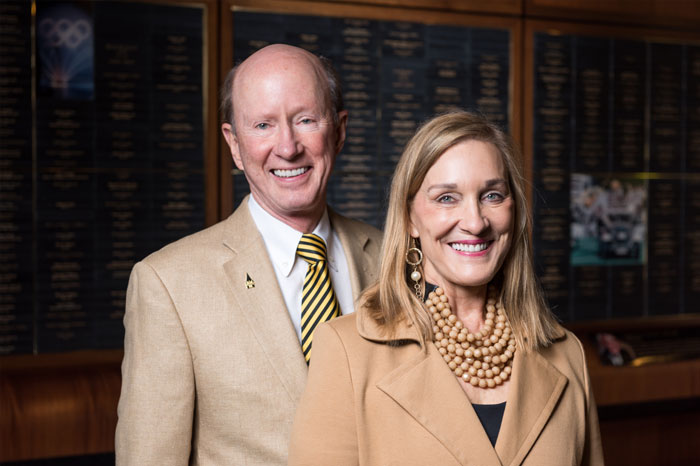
left=408, top=211, right=420, bottom=239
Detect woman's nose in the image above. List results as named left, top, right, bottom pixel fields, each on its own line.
left=459, top=200, right=488, bottom=234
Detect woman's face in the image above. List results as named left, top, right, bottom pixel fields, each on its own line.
left=409, top=139, right=514, bottom=290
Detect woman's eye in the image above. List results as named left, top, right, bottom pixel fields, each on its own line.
left=437, top=195, right=454, bottom=203
left=483, top=192, right=504, bottom=202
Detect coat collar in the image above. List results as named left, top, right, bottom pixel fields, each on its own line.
left=361, top=303, right=569, bottom=466
left=328, top=208, right=375, bottom=301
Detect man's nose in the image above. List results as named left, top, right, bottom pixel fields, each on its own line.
left=274, top=123, right=301, bottom=159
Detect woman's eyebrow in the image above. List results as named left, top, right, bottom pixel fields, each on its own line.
left=426, top=183, right=458, bottom=192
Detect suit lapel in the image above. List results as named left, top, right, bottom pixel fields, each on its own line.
left=221, top=201, right=307, bottom=403
left=330, top=211, right=376, bottom=302
left=496, top=347, right=568, bottom=466
left=377, top=342, right=503, bottom=466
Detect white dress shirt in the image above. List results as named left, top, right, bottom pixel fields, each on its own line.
left=247, top=195, right=355, bottom=342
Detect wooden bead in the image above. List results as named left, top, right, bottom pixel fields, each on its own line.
left=428, top=286, right=516, bottom=390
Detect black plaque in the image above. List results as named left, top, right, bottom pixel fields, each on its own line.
left=0, top=0, right=33, bottom=354
left=572, top=266, right=609, bottom=320
left=687, top=46, right=700, bottom=173
left=574, top=36, right=609, bottom=172
left=612, top=40, right=646, bottom=172
left=532, top=32, right=573, bottom=321
left=471, top=28, right=510, bottom=131
left=610, top=266, right=645, bottom=318
left=647, top=179, right=682, bottom=314
left=649, top=43, right=683, bottom=173
left=684, top=179, right=700, bottom=311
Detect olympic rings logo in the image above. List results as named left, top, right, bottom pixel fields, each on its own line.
left=39, top=18, right=92, bottom=49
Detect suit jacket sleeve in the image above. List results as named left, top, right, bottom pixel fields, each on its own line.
left=288, top=323, right=359, bottom=466
left=115, top=260, right=194, bottom=465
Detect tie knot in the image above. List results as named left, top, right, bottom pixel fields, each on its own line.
left=297, top=233, right=328, bottom=264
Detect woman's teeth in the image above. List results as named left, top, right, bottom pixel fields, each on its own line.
left=451, top=242, right=488, bottom=252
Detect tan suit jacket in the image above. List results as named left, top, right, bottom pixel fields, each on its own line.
left=289, top=307, right=604, bottom=466
left=115, top=198, right=382, bottom=465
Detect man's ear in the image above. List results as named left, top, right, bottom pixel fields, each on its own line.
left=221, top=123, right=244, bottom=170
left=334, top=110, right=349, bottom=155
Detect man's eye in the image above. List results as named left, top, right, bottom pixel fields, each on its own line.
left=300, top=118, right=312, bottom=124
left=255, top=123, right=269, bottom=130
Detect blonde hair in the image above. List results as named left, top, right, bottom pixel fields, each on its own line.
left=360, top=111, right=560, bottom=352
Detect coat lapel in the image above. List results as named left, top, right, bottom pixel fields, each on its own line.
left=376, top=341, right=503, bottom=466
left=496, top=345, right=568, bottom=466
left=330, top=210, right=377, bottom=302
left=221, top=201, right=307, bottom=403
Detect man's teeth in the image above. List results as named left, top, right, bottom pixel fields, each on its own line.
left=451, top=242, right=488, bottom=252
left=273, top=167, right=308, bottom=178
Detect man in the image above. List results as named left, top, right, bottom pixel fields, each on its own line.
left=115, top=44, right=382, bottom=465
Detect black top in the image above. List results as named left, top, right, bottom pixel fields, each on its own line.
left=472, top=402, right=506, bottom=446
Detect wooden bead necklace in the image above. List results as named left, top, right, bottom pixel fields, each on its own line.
left=425, top=287, right=516, bottom=389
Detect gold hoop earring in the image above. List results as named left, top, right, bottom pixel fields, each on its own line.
left=406, top=245, right=423, bottom=299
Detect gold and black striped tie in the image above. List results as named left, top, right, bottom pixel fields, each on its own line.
left=297, top=233, right=340, bottom=363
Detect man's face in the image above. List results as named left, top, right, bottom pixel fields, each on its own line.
left=221, top=48, right=347, bottom=230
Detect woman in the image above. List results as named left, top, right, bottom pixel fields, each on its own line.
left=288, top=111, right=604, bottom=465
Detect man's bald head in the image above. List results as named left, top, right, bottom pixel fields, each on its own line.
left=219, top=44, right=344, bottom=133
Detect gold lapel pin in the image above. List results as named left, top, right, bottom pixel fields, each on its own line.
left=245, top=273, right=255, bottom=289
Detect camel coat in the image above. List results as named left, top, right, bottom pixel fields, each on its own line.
left=288, top=306, right=604, bottom=466
left=115, top=198, right=382, bottom=465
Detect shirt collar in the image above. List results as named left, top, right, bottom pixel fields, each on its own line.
left=247, top=194, right=334, bottom=277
